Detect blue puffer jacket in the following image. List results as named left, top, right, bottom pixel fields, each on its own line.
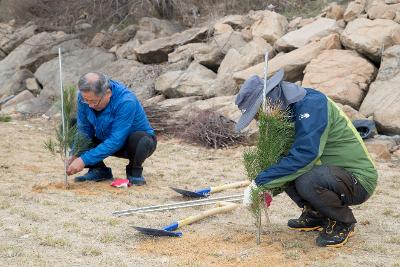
left=77, top=79, right=154, bottom=166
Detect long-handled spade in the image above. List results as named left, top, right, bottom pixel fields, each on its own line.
left=133, top=201, right=238, bottom=237
left=170, top=180, right=250, bottom=198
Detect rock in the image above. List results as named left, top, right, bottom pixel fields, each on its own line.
left=344, top=0, right=366, bottom=22
left=250, top=10, right=288, bottom=45
left=365, top=138, right=395, bottom=161
left=275, top=18, right=341, bottom=52
left=325, top=2, right=345, bottom=20
left=214, top=15, right=244, bottom=30
left=135, top=27, right=210, bottom=64
left=20, top=38, right=86, bottom=73
left=25, top=78, right=40, bottom=94
left=209, top=37, right=272, bottom=97
left=115, top=38, right=141, bottom=60
left=340, top=18, right=400, bottom=63
left=359, top=45, right=400, bottom=134
left=143, top=95, right=166, bottom=106
left=136, top=17, right=181, bottom=42
left=100, top=59, right=163, bottom=101
left=287, top=17, right=303, bottom=32
left=111, top=25, right=138, bottom=46
left=214, top=23, right=234, bottom=35
left=35, top=48, right=116, bottom=99
left=9, top=97, right=52, bottom=115
left=234, top=33, right=341, bottom=84
left=386, top=0, right=400, bottom=3
left=155, top=62, right=216, bottom=98
left=366, top=0, right=400, bottom=20
left=0, top=31, right=78, bottom=92
left=157, top=96, right=201, bottom=110
left=1, top=90, right=35, bottom=112
left=335, top=103, right=367, bottom=120
left=89, top=32, right=113, bottom=49
left=0, top=22, right=37, bottom=54
left=0, top=69, right=33, bottom=97
left=302, top=49, right=377, bottom=109
left=168, top=31, right=247, bottom=70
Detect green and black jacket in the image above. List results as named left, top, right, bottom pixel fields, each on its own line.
left=255, top=88, right=378, bottom=196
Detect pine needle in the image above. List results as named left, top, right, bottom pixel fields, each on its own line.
left=243, top=106, right=295, bottom=219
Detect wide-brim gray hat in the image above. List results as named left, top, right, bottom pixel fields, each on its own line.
left=235, top=69, right=284, bottom=132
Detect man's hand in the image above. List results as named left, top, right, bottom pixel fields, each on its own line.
left=67, top=156, right=77, bottom=168
left=67, top=157, right=85, bottom=175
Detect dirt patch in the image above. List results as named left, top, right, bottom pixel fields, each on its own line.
left=31, top=181, right=131, bottom=196
left=137, top=231, right=336, bottom=267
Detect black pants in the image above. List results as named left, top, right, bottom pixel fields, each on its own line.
left=88, top=131, right=157, bottom=177
left=285, top=165, right=369, bottom=224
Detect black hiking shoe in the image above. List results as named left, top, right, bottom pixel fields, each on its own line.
left=74, top=167, right=113, bottom=182
left=316, top=219, right=355, bottom=247
left=288, top=206, right=326, bottom=232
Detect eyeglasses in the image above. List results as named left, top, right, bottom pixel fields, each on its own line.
left=80, top=94, right=104, bottom=107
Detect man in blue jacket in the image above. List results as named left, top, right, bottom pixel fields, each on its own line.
left=66, top=72, right=156, bottom=186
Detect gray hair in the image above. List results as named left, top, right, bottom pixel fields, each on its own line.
left=78, top=72, right=109, bottom=95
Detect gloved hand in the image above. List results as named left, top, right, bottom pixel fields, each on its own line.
left=243, top=180, right=257, bottom=206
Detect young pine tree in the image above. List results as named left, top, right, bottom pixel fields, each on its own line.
left=44, top=85, right=91, bottom=187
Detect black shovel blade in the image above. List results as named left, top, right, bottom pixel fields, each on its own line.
left=170, top=187, right=207, bottom=198
left=133, top=226, right=182, bottom=237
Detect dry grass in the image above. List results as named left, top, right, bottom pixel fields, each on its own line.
left=0, top=119, right=399, bottom=266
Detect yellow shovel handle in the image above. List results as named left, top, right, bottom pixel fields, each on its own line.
left=210, top=180, right=250, bottom=193
left=178, top=202, right=238, bottom=227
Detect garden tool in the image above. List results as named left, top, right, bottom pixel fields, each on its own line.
left=112, top=194, right=243, bottom=216
left=170, top=180, right=250, bottom=198
left=133, top=201, right=238, bottom=237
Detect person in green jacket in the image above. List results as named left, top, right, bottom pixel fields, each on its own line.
left=237, top=69, right=378, bottom=247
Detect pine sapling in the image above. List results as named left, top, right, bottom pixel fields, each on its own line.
left=44, top=85, right=91, bottom=188
left=243, top=105, right=295, bottom=244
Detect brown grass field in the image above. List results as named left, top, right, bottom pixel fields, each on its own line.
left=0, top=118, right=399, bottom=266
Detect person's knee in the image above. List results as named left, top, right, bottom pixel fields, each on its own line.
left=295, top=167, right=325, bottom=199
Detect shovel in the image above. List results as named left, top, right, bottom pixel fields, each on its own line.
left=170, top=180, right=250, bottom=198
left=133, top=201, right=238, bottom=237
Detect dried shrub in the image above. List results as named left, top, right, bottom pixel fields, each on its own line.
left=179, top=108, right=246, bottom=149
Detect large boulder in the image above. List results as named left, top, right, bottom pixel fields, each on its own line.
left=135, top=27, right=210, bottom=64
left=0, top=69, right=34, bottom=98
left=366, top=0, right=400, bottom=20
left=359, top=45, right=400, bottom=134
left=340, top=18, right=400, bottom=62
left=0, top=90, right=35, bottom=114
left=249, top=10, right=288, bottom=45
left=209, top=37, right=272, bottom=97
left=234, top=34, right=342, bottom=84
left=155, top=62, right=216, bottom=98
left=134, top=17, right=182, bottom=43
left=35, top=48, right=116, bottom=99
left=274, top=18, right=341, bottom=52
left=0, top=22, right=37, bottom=54
left=100, top=59, right=163, bottom=101
left=302, top=49, right=377, bottom=109
left=168, top=31, right=247, bottom=71
left=0, top=32, right=84, bottom=94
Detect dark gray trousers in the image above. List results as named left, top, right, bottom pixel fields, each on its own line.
left=89, top=131, right=157, bottom=177
left=285, top=165, right=370, bottom=224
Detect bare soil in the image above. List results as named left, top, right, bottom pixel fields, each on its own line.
left=0, top=118, right=399, bottom=266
